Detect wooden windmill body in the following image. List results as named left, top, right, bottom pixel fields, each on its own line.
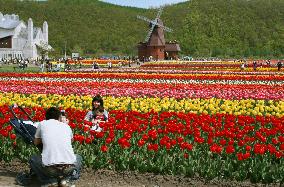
left=137, top=8, right=180, bottom=61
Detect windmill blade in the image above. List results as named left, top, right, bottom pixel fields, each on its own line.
left=156, top=7, right=163, bottom=19
left=145, top=24, right=155, bottom=43
left=162, top=26, right=173, bottom=32
left=155, top=23, right=173, bottom=32
left=138, top=15, right=162, bottom=27
left=137, top=15, right=152, bottom=24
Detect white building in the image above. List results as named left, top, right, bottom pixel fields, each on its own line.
left=0, top=12, right=51, bottom=60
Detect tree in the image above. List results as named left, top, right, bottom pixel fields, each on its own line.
left=72, top=44, right=84, bottom=57
left=37, top=41, right=53, bottom=60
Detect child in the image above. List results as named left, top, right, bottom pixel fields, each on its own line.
left=91, top=106, right=107, bottom=132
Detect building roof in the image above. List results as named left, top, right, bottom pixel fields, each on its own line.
left=0, top=13, right=21, bottom=29
left=165, top=43, right=181, bottom=52
left=0, top=18, right=21, bottom=29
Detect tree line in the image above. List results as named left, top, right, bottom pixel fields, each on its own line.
left=0, top=0, right=283, bottom=58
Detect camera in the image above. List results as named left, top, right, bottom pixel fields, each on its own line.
left=61, top=110, right=66, bottom=116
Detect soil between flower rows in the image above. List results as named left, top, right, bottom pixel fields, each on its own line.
left=0, top=161, right=280, bottom=187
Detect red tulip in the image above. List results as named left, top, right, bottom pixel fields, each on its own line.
left=186, top=144, right=193, bottom=151
left=243, top=152, right=251, bottom=159
left=85, top=137, right=92, bottom=144
left=105, top=137, right=113, bottom=144
left=184, top=153, right=189, bottom=159
left=275, top=151, right=282, bottom=158
left=69, top=122, right=76, bottom=129
left=137, top=139, right=145, bottom=147
left=10, top=133, right=16, bottom=140
left=237, top=153, right=243, bottom=161
left=101, top=145, right=108, bottom=152
left=280, top=144, right=284, bottom=151
left=219, top=139, right=227, bottom=146
left=6, top=125, right=13, bottom=132
left=0, top=129, right=8, bottom=137
left=245, top=145, right=251, bottom=151
left=226, top=145, right=235, bottom=154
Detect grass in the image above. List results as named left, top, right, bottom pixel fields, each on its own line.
left=0, top=64, right=42, bottom=73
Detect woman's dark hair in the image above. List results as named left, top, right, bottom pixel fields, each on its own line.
left=46, top=107, right=61, bottom=120
left=92, top=95, right=104, bottom=111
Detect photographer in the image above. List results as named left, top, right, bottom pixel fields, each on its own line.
left=29, top=107, right=82, bottom=187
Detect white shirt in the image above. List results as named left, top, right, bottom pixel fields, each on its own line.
left=35, top=119, right=76, bottom=166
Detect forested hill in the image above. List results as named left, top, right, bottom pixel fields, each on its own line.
left=0, top=0, right=283, bottom=58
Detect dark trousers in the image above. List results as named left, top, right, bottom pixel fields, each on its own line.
left=29, top=154, right=82, bottom=185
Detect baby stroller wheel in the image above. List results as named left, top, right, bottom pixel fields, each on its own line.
left=16, top=171, right=33, bottom=186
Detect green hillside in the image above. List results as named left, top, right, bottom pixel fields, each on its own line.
left=0, top=0, right=283, bottom=58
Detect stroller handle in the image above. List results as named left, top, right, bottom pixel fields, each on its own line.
left=9, top=105, right=34, bottom=123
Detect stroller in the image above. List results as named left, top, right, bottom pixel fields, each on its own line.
left=9, top=104, right=43, bottom=185
left=9, top=104, right=42, bottom=150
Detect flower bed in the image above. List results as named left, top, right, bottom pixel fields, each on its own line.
left=0, top=61, right=283, bottom=183
left=0, top=106, right=283, bottom=182
left=141, top=60, right=283, bottom=72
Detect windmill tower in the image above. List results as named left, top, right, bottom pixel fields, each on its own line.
left=137, top=7, right=180, bottom=61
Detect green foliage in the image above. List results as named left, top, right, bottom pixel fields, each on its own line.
left=184, top=0, right=284, bottom=58
left=2, top=136, right=284, bottom=184
left=0, top=65, right=40, bottom=72
left=0, top=0, right=283, bottom=58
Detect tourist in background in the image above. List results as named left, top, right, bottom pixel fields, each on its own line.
left=240, top=63, right=245, bottom=71
left=253, top=61, right=257, bottom=71
left=40, top=62, right=45, bottom=72
left=277, top=60, right=282, bottom=71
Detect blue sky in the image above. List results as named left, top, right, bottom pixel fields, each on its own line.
left=99, top=0, right=189, bottom=9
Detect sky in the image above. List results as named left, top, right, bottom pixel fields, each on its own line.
left=99, top=0, right=189, bottom=9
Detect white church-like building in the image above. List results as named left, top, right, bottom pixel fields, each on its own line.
left=0, top=12, right=51, bottom=60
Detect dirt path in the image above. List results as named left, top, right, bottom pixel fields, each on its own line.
left=0, top=161, right=279, bottom=187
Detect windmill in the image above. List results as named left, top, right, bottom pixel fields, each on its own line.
left=137, top=7, right=181, bottom=61
left=137, top=7, right=173, bottom=43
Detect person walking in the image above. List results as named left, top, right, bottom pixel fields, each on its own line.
left=277, top=60, right=282, bottom=71
left=253, top=61, right=257, bottom=71
left=40, top=62, right=45, bottom=72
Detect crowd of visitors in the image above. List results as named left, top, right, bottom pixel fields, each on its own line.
left=0, top=56, right=283, bottom=72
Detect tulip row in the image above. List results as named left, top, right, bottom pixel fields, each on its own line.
left=0, top=79, right=283, bottom=100
left=144, top=60, right=282, bottom=65
left=1, top=76, right=283, bottom=87
left=0, top=106, right=283, bottom=182
left=0, top=93, right=283, bottom=117
left=0, top=72, right=284, bottom=82
left=142, top=63, right=243, bottom=68
left=141, top=63, right=279, bottom=69
left=146, top=61, right=233, bottom=64
left=141, top=66, right=282, bottom=72
left=68, top=67, right=284, bottom=75
left=145, top=60, right=282, bottom=65
left=141, top=61, right=283, bottom=72
left=66, top=59, right=127, bottom=65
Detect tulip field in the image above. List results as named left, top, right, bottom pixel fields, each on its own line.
left=0, top=61, right=284, bottom=183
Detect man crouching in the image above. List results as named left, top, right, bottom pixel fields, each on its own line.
left=30, top=107, right=82, bottom=187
